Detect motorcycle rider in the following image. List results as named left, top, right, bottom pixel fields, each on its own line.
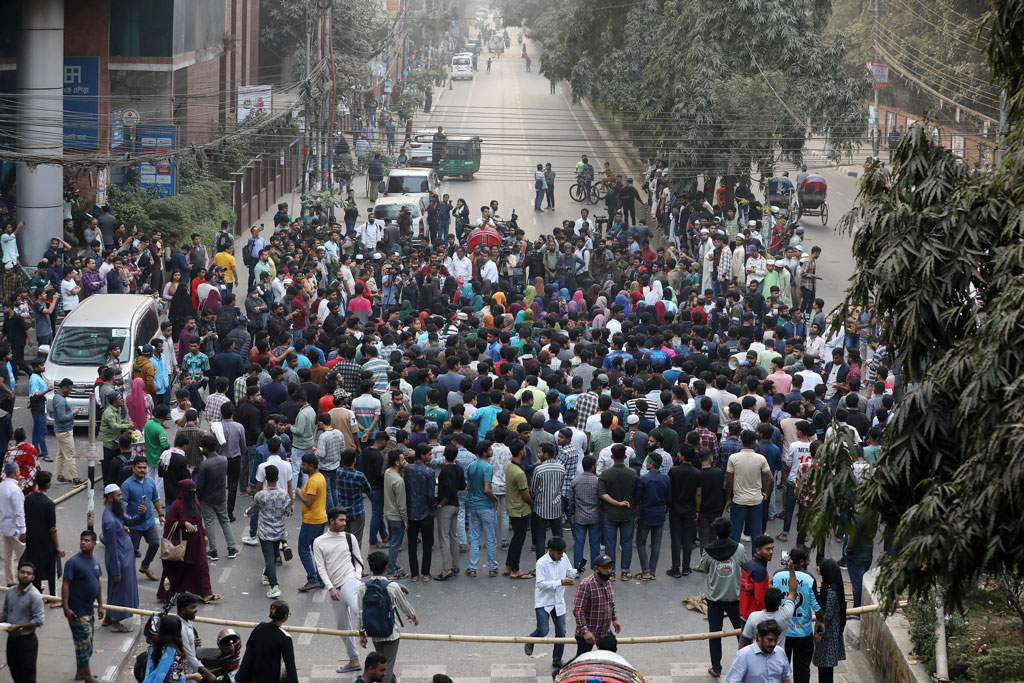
left=169, top=593, right=217, bottom=683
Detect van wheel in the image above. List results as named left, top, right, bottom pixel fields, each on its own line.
left=464, top=173, right=474, bottom=179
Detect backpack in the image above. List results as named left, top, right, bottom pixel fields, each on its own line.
left=242, top=236, right=257, bottom=267
left=362, top=578, right=396, bottom=638
left=215, top=230, right=234, bottom=254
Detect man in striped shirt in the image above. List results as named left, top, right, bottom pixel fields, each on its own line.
left=361, top=345, right=390, bottom=394
left=530, top=443, right=565, bottom=559
left=556, top=428, right=582, bottom=530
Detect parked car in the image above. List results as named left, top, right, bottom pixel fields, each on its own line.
left=372, top=196, right=429, bottom=246
left=407, top=129, right=440, bottom=167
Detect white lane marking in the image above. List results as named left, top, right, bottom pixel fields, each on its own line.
left=217, top=567, right=232, bottom=584
left=298, top=611, right=320, bottom=645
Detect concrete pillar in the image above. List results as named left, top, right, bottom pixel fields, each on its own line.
left=16, top=0, right=65, bottom=263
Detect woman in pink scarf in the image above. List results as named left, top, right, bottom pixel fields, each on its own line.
left=126, top=377, right=153, bottom=432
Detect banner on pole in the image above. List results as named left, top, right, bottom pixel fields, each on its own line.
left=867, top=61, right=889, bottom=89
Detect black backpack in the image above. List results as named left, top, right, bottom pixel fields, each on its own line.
left=215, top=230, right=234, bottom=254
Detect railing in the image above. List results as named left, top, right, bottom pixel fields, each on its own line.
left=227, top=139, right=302, bottom=235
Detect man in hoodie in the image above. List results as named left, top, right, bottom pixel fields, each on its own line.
left=740, top=535, right=774, bottom=621
left=698, top=516, right=746, bottom=678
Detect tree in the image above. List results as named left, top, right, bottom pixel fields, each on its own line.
left=503, top=0, right=866, bottom=192
left=803, top=0, right=1024, bottom=612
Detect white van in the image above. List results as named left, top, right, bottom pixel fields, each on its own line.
left=42, top=294, right=162, bottom=424
left=451, top=53, right=473, bottom=80
left=383, top=167, right=440, bottom=207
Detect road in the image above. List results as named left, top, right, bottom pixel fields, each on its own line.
left=4, top=32, right=875, bottom=683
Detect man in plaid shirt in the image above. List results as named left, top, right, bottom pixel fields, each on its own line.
left=556, top=428, right=581, bottom=529
left=574, top=378, right=603, bottom=430
left=694, top=411, right=720, bottom=465
left=335, top=448, right=371, bottom=541
left=718, top=422, right=743, bottom=476
left=572, top=554, right=620, bottom=659
left=327, top=346, right=364, bottom=396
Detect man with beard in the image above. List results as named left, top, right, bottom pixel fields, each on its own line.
left=0, top=559, right=44, bottom=681
left=100, top=483, right=141, bottom=633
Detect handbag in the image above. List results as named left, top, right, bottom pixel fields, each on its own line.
left=160, top=523, right=187, bottom=562
left=378, top=180, right=386, bottom=193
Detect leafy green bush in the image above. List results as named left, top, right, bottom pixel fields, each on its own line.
left=968, top=647, right=1024, bottom=681
left=107, top=184, right=157, bottom=232
left=906, top=599, right=969, bottom=675
left=147, top=180, right=234, bottom=246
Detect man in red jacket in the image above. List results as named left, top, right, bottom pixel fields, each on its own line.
left=739, top=534, right=775, bottom=620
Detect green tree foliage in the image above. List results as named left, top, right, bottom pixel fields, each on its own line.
left=502, top=0, right=866, bottom=186
left=802, top=0, right=1024, bottom=612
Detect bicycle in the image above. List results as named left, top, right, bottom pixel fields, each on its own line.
left=569, top=177, right=603, bottom=204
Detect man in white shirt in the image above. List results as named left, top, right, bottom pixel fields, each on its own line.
left=271, top=271, right=288, bottom=304
left=573, top=209, right=594, bottom=236
left=358, top=214, right=383, bottom=252
left=794, top=356, right=823, bottom=393
left=524, top=536, right=574, bottom=668
left=0, top=463, right=26, bottom=585
left=449, top=247, right=473, bottom=282
left=475, top=206, right=498, bottom=229
left=480, top=252, right=499, bottom=285
left=804, top=324, right=827, bottom=361
left=313, top=508, right=365, bottom=674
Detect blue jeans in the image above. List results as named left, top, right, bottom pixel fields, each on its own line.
left=322, top=468, right=338, bottom=514
left=601, top=518, right=633, bottom=572
left=368, top=490, right=387, bottom=545
left=31, top=413, right=47, bottom=457
left=299, top=522, right=325, bottom=584
left=729, top=503, right=762, bottom=542
left=468, top=507, right=497, bottom=571
left=456, top=491, right=469, bottom=546
left=530, top=607, right=566, bottom=664
left=387, top=520, right=405, bottom=573
left=439, top=221, right=450, bottom=243
left=291, top=448, right=310, bottom=490
left=572, top=522, right=602, bottom=569
left=534, top=187, right=545, bottom=211
left=846, top=549, right=873, bottom=607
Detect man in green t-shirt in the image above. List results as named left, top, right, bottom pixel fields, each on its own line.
left=504, top=442, right=533, bottom=578
left=597, top=445, right=639, bottom=579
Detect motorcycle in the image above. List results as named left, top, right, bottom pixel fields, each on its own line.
left=133, top=594, right=242, bottom=683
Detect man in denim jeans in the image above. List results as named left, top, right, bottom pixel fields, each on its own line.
left=524, top=537, right=574, bottom=669
left=597, top=445, right=638, bottom=580
left=844, top=509, right=877, bottom=607
left=726, top=430, right=774, bottom=544
left=383, top=450, right=408, bottom=579
left=466, top=441, right=498, bottom=576
left=569, top=456, right=602, bottom=570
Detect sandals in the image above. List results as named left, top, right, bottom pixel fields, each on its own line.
left=466, top=570, right=477, bottom=577
left=110, top=622, right=134, bottom=633
left=337, top=663, right=362, bottom=674
left=620, top=572, right=632, bottom=581
left=509, top=572, right=534, bottom=580
left=203, top=594, right=222, bottom=603
left=489, top=569, right=499, bottom=577
left=775, top=533, right=788, bottom=542
left=433, top=572, right=453, bottom=581
left=422, top=574, right=432, bottom=582
left=638, top=573, right=655, bottom=581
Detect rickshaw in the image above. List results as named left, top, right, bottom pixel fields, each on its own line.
left=437, top=135, right=482, bottom=179
left=766, top=175, right=796, bottom=212
left=555, top=651, right=645, bottom=683
left=796, top=173, right=829, bottom=225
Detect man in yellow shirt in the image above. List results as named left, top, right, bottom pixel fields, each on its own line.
left=296, top=452, right=328, bottom=591
left=212, top=244, right=238, bottom=288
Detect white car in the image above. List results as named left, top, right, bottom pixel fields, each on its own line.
left=382, top=167, right=440, bottom=207
left=372, top=196, right=428, bottom=246
left=451, top=53, right=473, bottom=80
left=407, top=129, right=439, bottom=167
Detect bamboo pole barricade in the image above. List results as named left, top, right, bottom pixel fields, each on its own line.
left=0, top=587, right=906, bottom=644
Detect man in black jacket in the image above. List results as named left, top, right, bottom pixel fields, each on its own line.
left=617, top=179, right=641, bottom=228
left=667, top=446, right=701, bottom=577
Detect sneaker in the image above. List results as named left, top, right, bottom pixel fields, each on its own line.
left=261, top=574, right=270, bottom=586
left=524, top=641, right=534, bottom=656
left=666, top=568, right=682, bottom=578
left=242, top=536, right=259, bottom=546
left=740, top=534, right=751, bottom=542
left=227, top=548, right=239, bottom=559
left=297, top=582, right=320, bottom=592
left=267, top=585, right=282, bottom=598
left=282, top=545, right=294, bottom=562
left=680, top=568, right=692, bottom=577
left=207, top=552, right=219, bottom=562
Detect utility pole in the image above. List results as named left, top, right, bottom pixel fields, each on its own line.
left=996, top=88, right=1007, bottom=165
left=302, top=5, right=312, bottom=195
left=871, top=0, right=881, bottom=158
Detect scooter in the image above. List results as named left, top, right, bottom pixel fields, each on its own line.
left=133, top=594, right=242, bottom=682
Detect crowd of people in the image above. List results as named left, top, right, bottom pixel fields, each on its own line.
left=0, top=154, right=894, bottom=683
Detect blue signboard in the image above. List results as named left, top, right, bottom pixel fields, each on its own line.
left=64, top=57, right=100, bottom=149
left=137, top=125, right=177, bottom=197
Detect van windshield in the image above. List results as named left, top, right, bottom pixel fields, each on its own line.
left=453, top=57, right=471, bottom=66
left=50, top=327, right=130, bottom=365
left=387, top=175, right=430, bottom=194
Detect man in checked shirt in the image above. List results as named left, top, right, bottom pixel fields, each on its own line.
left=572, top=553, right=620, bottom=659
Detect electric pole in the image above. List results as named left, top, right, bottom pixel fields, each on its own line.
left=872, top=0, right=881, bottom=158
left=996, top=88, right=1007, bottom=165
left=302, top=4, right=312, bottom=195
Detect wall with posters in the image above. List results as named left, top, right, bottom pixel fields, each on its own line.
left=137, top=125, right=177, bottom=196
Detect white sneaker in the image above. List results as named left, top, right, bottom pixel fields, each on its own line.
left=740, top=534, right=751, bottom=542
left=242, top=536, right=259, bottom=546
left=267, top=585, right=282, bottom=598
left=261, top=574, right=270, bottom=585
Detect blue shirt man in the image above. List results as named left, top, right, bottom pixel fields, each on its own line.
left=725, top=640, right=792, bottom=683
left=120, top=469, right=161, bottom=531
left=466, top=457, right=493, bottom=509
left=770, top=566, right=820, bottom=638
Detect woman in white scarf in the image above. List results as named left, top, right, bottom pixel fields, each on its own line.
left=644, top=279, right=664, bottom=306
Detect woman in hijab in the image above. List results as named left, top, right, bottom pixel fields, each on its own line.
left=522, top=309, right=535, bottom=327
left=492, top=291, right=506, bottom=309
left=591, top=306, right=607, bottom=330
left=615, top=292, right=631, bottom=316
left=585, top=283, right=602, bottom=309
left=483, top=314, right=495, bottom=329
left=168, top=276, right=196, bottom=341
left=644, top=279, right=664, bottom=307
left=630, top=290, right=643, bottom=308
left=157, top=479, right=219, bottom=603
left=534, top=276, right=545, bottom=298
left=654, top=300, right=668, bottom=325
left=523, top=285, right=537, bottom=309
left=126, top=377, right=153, bottom=432
left=530, top=300, right=544, bottom=321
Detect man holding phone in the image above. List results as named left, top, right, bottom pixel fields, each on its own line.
left=524, top=537, right=574, bottom=670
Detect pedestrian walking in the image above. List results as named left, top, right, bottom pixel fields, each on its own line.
left=383, top=450, right=408, bottom=579
left=597, top=445, right=638, bottom=580
left=571, top=553, right=620, bottom=659
left=157, top=479, right=218, bottom=604
left=312, top=506, right=365, bottom=674
left=0, top=560, right=44, bottom=682
left=101, top=483, right=141, bottom=633
left=725, top=620, right=792, bottom=683
left=356, top=551, right=419, bottom=683
left=700, top=516, right=746, bottom=678
left=235, top=600, right=299, bottom=683
left=635, top=452, right=671, bottom=580
left=61, top=529, right=105, bottom=683
left=120, top=454, right=164, bottom=582
left=22, top=470, right=64, bottom=597
left=244, top=463, right=292, bottom=599
left=316, top=413, right=345, bottom=513
left=0, top=461, right=26, bottom=584
left=51, top=378, right=82, bottom=485
left=524, top=537, right=574, bottom=669
left=194, top=434, right=237, bottom=562
left=530, top=442, right=565, bottom=557
left=812, top=559, right=847, bottom=683
left=336, top=448, right=372, bottom=545
left=296, top=452, right=328, bottom=592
